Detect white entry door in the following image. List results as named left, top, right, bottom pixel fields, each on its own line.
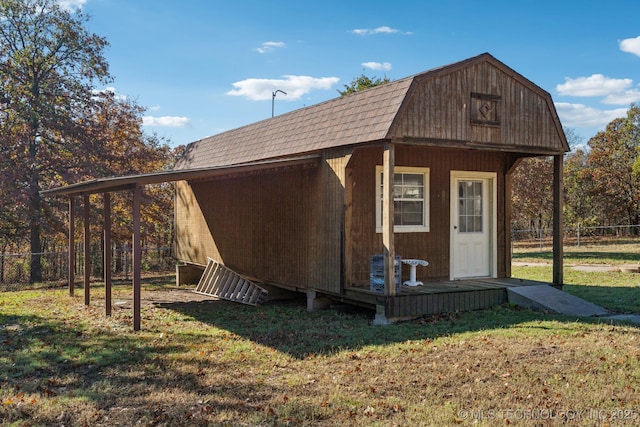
left=450, top=171, right=497, bottom=280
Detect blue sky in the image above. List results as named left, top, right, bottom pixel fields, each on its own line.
left=64, top=0, right=640, bottom=149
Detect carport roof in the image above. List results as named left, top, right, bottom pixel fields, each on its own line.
left=40, top=155, right=320, bottom=197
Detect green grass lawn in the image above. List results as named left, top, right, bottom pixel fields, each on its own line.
left=1, top=241, right=640, bottom=426
left=512, top=237, right=640, bottom=314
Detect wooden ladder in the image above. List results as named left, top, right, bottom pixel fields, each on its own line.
left=194, top=258, right=268, bottom=306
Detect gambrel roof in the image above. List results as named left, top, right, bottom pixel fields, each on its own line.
left=177, top=53, right=568, bottom=171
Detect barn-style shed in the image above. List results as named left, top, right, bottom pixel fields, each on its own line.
left=174, top=53, right=569, bottom=323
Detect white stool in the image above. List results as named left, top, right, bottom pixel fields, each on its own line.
left=401, top=259, right=429, bottom=286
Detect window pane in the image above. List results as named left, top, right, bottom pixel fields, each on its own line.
left=402, top=201, right=423, bottom=225
left=394, top=210, right=402, bottom=225
left=403, top=186, right=423, bottom=199
left=474, top=182, right=482, bottom=197
left=402, top=174, right=423, bottom=187
left=403, top=212, right=423, bottom=225
left=459, top=216, right=467, bottom=233
left=458, top=180, right=484, bottom=233
left=474, top=197, right=482, bottom=215
left=378, top=169, right=428, bottom=229
left=474, top=216, right=483, bottom=232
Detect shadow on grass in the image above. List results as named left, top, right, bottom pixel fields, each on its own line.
left=0, top=311, right=299, bottom=425
left=157, top=295, right=617, bottom=359
left=513, top=251, right=640, bottom=263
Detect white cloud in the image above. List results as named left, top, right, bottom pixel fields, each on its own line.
left=148, top=104, right=161, bottom=112
left=352, top=26, right=411, bottom=36
left=257, top=41, right=285, bottom=54
left=57, top=0, right=86, bottom=10
left=362, top=61, right=392, bottom=71
left=620, top=35, right=640, bottom=56
left=554, top=102, right=627, bottom=128
left=143, top=116, right=190, bottom=127
left=602, top=88, right=640, bottom=105
left=556, top=74, right=632, bottom=97
left=226, top=75, right=340, bottom=101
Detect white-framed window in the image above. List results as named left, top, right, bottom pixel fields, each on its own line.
left=375, top=166, right=430, bottom=233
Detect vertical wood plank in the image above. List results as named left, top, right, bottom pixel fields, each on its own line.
left=104, top=193, right=112, bottom=316
left=344, top=164, right=354, bottom=287
left=83, top=194, right=90, bottom=306
left=68, top=197, right=75, bottom=296
left=382, top=143, right=396, bottom=296
left=553, top=155, right=564, bottom=285
left=132, top=185, right=142, bottom=331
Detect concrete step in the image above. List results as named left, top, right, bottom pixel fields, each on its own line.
left=507, top=285, right=609, bottom=317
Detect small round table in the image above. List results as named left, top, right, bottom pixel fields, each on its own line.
left=401, top=259, right=429, bottom=286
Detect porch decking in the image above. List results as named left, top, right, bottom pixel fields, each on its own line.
left=343, top=278, right=555, bottom=320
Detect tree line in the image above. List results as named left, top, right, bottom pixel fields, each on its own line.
left=0, top=0, right=180, bottom=283
left=512, top=105, right=640, bottom=235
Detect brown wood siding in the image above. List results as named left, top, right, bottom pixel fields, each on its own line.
left=382, top=289, right=507, bottom=318
left=175, top=167, right=317, bottom=288
left=308, top=149, right=352, bottom=293
left=176, top=154, right=351, bottom=293
left=346, top=145, right=509, bottom=285
left=390, top=62, right=563, bottom=151
left=175, top=180, right=219, bottom=265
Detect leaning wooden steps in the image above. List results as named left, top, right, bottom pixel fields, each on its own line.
left=194, top=258, right=268, bottom=306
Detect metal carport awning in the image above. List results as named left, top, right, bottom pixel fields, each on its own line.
left=40, top=155, right=320, bottom=331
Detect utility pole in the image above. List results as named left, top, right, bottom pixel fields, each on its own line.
left=272, top=89, right=287, bottom=117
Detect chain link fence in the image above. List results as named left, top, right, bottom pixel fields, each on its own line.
left=0, top=245, right=175, bottom=291
left=3, top=224, right=639, bottom=291
left=512, top=224, right=640, bottom=251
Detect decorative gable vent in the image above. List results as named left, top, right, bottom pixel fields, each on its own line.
left=470, top=92, right=501, bottom=126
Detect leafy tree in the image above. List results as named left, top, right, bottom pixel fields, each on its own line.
left=583, top=104, right=640, bottom=229
left=0, top=0, right=110, bottom=282
left=511, top=127, right=588, bottom=235
left=43, top=90, right=179, bottom=250
left=563, top=148, right=598, bottom=229
left=511, top=156, right=553, bottom=234
left=337, top=73, right=391, bottom=96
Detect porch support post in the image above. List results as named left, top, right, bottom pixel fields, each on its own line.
left=68, top=197, right=75, bottom=296
left=83, top=194, right=90, bottom=305
left=382, top=142, right=396, bottom=296
left=552, top=154, right=564, bottom=286
left=103, top=192, right=112, bottom=316
left=132, top=185, right=142, bottom=331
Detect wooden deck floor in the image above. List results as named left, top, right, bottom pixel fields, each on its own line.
left=342, top=277, right=553, bottom=319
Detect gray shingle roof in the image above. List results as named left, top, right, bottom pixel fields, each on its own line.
left=176, top=76, right=414, bottom=169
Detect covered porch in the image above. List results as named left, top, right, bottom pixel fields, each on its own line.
left=342, top=277, right=555, bottom=323
left=370, top=142, right=565, bottom=323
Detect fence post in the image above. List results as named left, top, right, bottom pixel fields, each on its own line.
left=577, top=223, right=581, bottom=248
left=539, top=226, right=543, bottom=251
left=124, top=242, right=130, bottom=281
